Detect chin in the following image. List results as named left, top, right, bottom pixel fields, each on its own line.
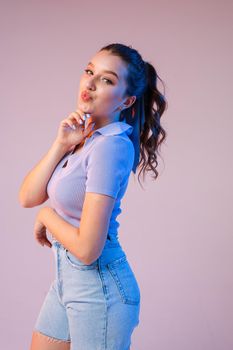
left=78, top=102, right=94, bottom=114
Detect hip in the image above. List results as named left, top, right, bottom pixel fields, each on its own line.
left=51, top=237, right=141, bottom=308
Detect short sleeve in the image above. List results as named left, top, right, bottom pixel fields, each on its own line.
left=86, top=136, right=134, bottom=199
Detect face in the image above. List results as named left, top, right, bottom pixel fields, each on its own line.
left=76, top=50, right=136, bottom=128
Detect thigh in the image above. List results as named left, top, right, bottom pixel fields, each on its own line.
left=61, top=252, right=108, bottom=350
left=32, top=280, right=71, bottom=344
left=30, top=331, right=70, bottom=350
left=62, top=251, right=140, bottom=350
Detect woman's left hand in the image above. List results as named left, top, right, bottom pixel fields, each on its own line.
left=34, top=208, right=52, bottom=248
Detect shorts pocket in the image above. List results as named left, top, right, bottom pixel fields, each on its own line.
left=64, top=249, right=98, bottom=270
left=107, top=255, right=141, bottom=305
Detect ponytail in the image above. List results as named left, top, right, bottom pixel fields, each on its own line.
left=99, top=43, right=168, bottom=187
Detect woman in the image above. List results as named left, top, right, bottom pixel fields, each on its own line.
left=19, top=43, right=167, bottom=350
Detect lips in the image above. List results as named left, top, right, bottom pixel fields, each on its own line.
left=81, top=91, right=92, bottom=101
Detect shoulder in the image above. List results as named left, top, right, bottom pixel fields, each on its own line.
left=87, top=135, right=135, bottom=172
left=91, top=135, right=134, bottom=159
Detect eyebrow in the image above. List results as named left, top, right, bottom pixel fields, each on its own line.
left=87, top=62, right=119, bottom=80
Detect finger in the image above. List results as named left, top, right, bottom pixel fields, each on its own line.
left=42, top=236, right=52, bottom=246
left=74, top=109, right=86, bottom=119
left=70, top=111, right=85, bottom=121
left=37, top=240, right=44, bottom=246
left=68, top=113, right=86, bottom=129
left=38, top=237, right=51, bottom=248
left=44, top=241, right=52, bottom=248
left=78, top=118, right=85, bottom=126
left=36, top=235, right=46, bottom=244
left=37, top=239, right=44, bottom=246
left=73, top=112, right=87, bottom=126
left=62, top=118, right=77, bottom=130
left=64, top=112, right=82, bottom=127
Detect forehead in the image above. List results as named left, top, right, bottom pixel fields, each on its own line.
left=88, top=50, right=128, bottom=80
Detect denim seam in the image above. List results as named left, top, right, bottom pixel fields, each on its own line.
left=55, top=246, right=64, bottom=305
left=97, top=259, right=110, bottom=349
left=51, top=283, right=67, bottom=309
left=106, top=255, right=127, bottom=267
left=106, top=260, right=140, bottom=306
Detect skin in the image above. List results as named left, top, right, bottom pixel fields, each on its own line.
left=29, top=331, right=71, bottom=349
left=76, top=49, right=136, bottom=139
left=30, top=50, right=136, bottom=349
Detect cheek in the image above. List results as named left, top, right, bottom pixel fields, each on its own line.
left=101, top=87, right=122, bottom=103
left=99, top=94, right=119, bottom=111
left=79, top=74, right=89, bottom=87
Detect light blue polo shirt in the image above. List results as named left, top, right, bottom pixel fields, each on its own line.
left=46, top=121, right=135, bottom=240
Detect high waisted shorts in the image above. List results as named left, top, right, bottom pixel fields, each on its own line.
left=33, top=236, right=141, bottom=350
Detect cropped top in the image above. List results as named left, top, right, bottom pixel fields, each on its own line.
left=46, top=121, right=135, bottom=241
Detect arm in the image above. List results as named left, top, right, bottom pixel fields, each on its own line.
left=18, top=109, right=96, bottom=208
left=38, top=193, right=115, bottom=265
left=18, top=141, right=69, bottom=208
left=38, top=137, right=133, bottom=264
left=78, top=192, right=116, bottom=263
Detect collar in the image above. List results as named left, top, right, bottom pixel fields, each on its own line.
left=92, top=121, right=133, bottom=136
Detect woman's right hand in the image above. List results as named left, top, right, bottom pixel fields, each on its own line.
left=54, top=109, right=96, bottom=151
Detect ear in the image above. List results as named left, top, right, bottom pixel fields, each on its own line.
left=122, top=95, right=137, bottom=110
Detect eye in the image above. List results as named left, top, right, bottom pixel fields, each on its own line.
left=84, top=69, right=113, bottom=85
left=102, top=78, right=113, bottom=85
left=84, top=69, right=93, bottom=75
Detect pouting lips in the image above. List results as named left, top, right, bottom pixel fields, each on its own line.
left=81, top=91, right=92, bottom=101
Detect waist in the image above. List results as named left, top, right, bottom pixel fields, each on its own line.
left=51, top=235, right=126, bottom=267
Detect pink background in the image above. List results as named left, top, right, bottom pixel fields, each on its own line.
left=1, top=0, right=233, bottom=349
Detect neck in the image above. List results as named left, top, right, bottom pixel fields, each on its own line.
left=88, top=111, right=121, bottom=130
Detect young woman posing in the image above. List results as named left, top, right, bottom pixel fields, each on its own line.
left=19, top=42, right=167, bottom=350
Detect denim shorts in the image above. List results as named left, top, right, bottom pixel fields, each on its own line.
left=33, top=235, right=141, bottom=349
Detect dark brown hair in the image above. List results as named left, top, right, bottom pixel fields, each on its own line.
left=99, top=43, right=168, bottom=188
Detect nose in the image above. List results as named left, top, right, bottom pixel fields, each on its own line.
left=85, top=77, right=96, bottom=91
